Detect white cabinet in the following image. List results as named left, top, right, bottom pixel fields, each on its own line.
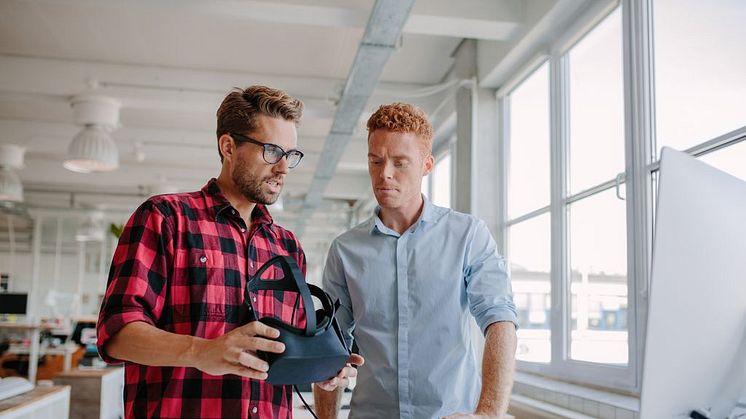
left=54, top=368, right=123, bottom=419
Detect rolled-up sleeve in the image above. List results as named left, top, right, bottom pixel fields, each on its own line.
left=322, top=240, right=355, bottom=349
left=96, top=200, right=174, bottom=363
left=464, top=220, right=519, bottom=334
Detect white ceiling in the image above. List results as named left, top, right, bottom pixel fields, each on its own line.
left=0, top=0, right=585, bottom=260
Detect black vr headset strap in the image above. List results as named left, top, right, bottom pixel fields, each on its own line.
left=307, top=284, right=337, bottom=331
left=248, top=255, right=317, bottom=336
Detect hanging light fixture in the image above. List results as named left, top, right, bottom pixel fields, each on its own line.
left=75, top=211, right=105, bottom=242
left=0, top=144, right=25, bottom=202
left=0, top=168, right=23, bottom=202
left=64, top=125, right=119, bottom=173
left=65, top=95, right=121, bottom=173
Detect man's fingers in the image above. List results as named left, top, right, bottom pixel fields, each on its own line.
left=338, top=365, right=357, bottom=379
left=236, top=351, right=269, bottom=372
left=230, top=334, right=284, bottom=354
left=348, top=353, right=364, bottom=367
left=229, top=364, right=268, bottom=380
left=241, top=321, right=280, bottom=339
left=249, top=337, right=285, bottom=353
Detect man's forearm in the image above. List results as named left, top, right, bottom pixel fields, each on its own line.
left=475, top=321, right=517, bottom=418
left=105, top=321, right=202, bottom=368
left=313, top=385, right=343, bottom=419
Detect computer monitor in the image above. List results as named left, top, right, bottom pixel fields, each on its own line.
left=71, top=321, right=97, bottom=345
left=640, top=148, right=746, bottom=418
left=0, top=293, right=28, bottom=315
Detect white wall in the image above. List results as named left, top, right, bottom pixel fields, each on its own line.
left=0, top=245, right=113, bottom=319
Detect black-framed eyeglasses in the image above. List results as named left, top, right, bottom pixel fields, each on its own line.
left=230, top=132, right=304, bottom=169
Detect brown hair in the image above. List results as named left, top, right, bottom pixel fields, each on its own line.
left=215, top=85, right=304, bottom=161
left=366, top=102, right=433, bottom=155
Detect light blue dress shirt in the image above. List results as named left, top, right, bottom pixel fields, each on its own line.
left=322, top=198, right=518, bottom=419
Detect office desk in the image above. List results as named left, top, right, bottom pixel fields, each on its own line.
left=7, top=344, right=79, bottom=372
left=0, top=324, right=41, bottom=384
left=0, top=385, right=70, bottom=419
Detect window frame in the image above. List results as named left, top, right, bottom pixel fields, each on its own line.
left=497, top=0, right=648, bottom=392
left=498, top=0, right=746, bottom=395
left=427, top=137, right=455, bottom=207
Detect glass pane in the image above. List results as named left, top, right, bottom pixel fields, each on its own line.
left=699, top=141, right=746, bottom=183
left=568, top=8, right=625, bottom=193
left=508, top=213, right=551, bottom=363
left=654, top=0, right=746, bottom=154
left=431, top=153, right=451, bottom=208
left=508, top=62, right=550, bottom=218
left=569, top=188, right=628, bottom=364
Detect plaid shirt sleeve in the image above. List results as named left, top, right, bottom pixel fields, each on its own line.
left=96, top=200, right=174, bottom=363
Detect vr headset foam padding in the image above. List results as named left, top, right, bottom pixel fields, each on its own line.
left=246, top=255, right=351, bottom=385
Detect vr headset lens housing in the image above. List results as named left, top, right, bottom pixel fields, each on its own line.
left=245, top=255, right=350, bottom=385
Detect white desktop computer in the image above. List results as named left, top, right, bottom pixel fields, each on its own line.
left=640, top=147, right=746, bottom=418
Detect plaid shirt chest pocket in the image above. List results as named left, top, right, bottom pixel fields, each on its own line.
left=170, top=247, right=245, bottom=337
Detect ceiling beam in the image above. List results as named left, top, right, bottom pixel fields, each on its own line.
left=477, top=0, right=615, bottom=88
left=0, top=54, right=432, bottom=102
left=27, top=0, right=524, bottom=41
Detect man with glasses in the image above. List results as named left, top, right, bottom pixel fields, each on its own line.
left=314, top=103, right=518, bottom=419
left=97, top=86, right=360, bottom=419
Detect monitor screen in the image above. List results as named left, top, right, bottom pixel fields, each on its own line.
left=640, top=148, right=746, bottom=418
left=71, top=321, right=97, bottom=345
left=0, top=293, right=28, bottom=315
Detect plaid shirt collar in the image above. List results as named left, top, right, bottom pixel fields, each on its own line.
left=202, top=178, right=274, bottom=227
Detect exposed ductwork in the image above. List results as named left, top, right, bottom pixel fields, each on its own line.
left=296, top=0, right=416, bottom=236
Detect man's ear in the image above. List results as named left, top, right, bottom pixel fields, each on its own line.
left=422, top=154, right=435, bottom=176
left=218, top=134, right=235, bottom=162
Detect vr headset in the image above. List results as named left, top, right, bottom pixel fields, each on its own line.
left=245, top=255, right=351, bottom=385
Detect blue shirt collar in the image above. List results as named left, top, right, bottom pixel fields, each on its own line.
left=369, top=195, right=436, bottom=236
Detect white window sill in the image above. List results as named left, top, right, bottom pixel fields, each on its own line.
left=513, top=372, right=639, bottom=419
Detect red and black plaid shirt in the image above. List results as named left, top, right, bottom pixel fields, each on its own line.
left=97, top=179, right=307, bottom=419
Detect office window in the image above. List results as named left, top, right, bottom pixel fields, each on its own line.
left=568, top=189, right=628, bottom=364
left=431, top=152, right=451, bottom=208
left=508, top=213, right=551, bottom=363
left=568, top=8, right=624, bottom=194
left=507, top=63, right=550, bottom=218
left=653, top=0, right=746, bottom=155
left=566, top=7, right=628, bottom=365
left=500, top=4, right=638, bottom=390
left=504, top=61, right=551, bottom=363
left=500, top=0, right=746, bottom=391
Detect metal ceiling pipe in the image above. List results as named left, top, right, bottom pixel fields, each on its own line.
left=296, top=0, right=416, bottom=236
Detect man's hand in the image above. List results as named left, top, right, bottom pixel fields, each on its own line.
left=314, top=353, right=365, bottom=391
left=191, top=321, right=285, bottom=380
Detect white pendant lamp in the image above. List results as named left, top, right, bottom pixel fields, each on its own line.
left=64, top=125, right=119, bottom=173
left=65, top=95, right=121, bottom=173
left=75, top=211, right=105, bottom=242
left=0, top=144, right=25, bottom=202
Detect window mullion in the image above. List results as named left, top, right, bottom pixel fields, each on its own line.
left=497, top=95, right=510, bottom=257
left=549, top=52, right=569, bottom=368
left=622, top=0, right=656, bottom=391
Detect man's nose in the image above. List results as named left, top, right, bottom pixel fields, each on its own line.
left=273, top=156, right=289, bottom=174
left=380, top=162, right=394, bottom=179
